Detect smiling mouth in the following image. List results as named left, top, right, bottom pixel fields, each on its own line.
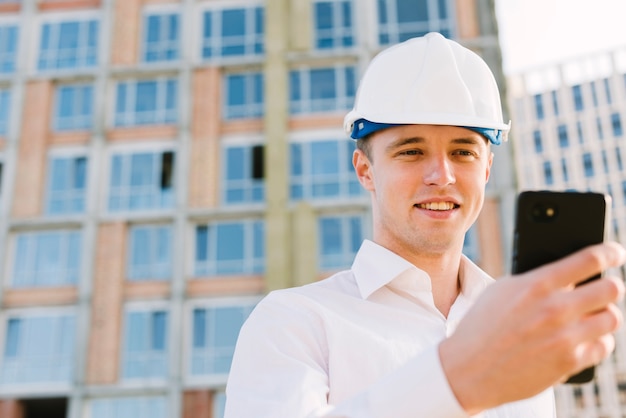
left=415, top=202, right=459, bottom=211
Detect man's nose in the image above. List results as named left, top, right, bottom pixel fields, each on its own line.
left=423, top=156, right=455, bottom=186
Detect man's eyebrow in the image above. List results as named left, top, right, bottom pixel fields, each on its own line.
left=385, top=137, right=425, bottom=152
left=451, top=136, right=485, bottom=145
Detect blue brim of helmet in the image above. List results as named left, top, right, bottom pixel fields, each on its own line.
left=350, top=118, right=502, bottom=145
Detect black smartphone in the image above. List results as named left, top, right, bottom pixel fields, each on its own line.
left=511, top=190, right=611, bottom=384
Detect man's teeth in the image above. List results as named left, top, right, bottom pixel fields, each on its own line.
left=417, top=202, right=456, bottom=211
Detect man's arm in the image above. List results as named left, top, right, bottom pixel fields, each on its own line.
left=224, top=291, right=468, bottom=418
left=226, top=242, right=625, bottom=417
left=440, top=242, right=625, bottom=414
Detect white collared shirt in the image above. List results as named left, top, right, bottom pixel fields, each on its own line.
left=225, top=240, right=555, bottom=418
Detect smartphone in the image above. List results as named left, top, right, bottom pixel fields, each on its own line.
left=511, top=190, right=611, bottom=384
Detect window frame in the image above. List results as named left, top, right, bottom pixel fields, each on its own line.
left=198, top=2, right=265, bottom=62
left=34, top=10, right=100, bottom=73
left=289, top=65, right=356, bottom=115
left=113, top=76, right=178, bottom=128
left=222, top=70, right=264, bottom=120
left=120, top=301, right=170, bottom=384
left=106, top=142, right=176, bottom=214
left=141, top=4, right=181, bottom=64
left=127, top=223, right=173, bottom=281
left=313, top=0, right=355, bottom=50
left=52, top=82, right=94, bottom=132
left=7, top=228, right=82, bottom=289
left=193, top=218, right=265, bottom=277
left=318, top=212, right=367, bottom=271
left=377, top=0, right=455, bottom=46
left=45, top=147, right=89, bottom=215
left=89, top=396, right=169, bottom=418
left=0, top=20, right=19, bottom=74
left=221, top=138, right=265, bottom=206
left=0, top=306, right=77, bottom=393
left=289, top=134, right=364, bottom=202
left=184, top=296, right=260, bottom=387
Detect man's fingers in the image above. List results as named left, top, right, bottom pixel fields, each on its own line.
left=521, top=242, right=626, bottom=291
left=566, top=276, right=625, bottom=315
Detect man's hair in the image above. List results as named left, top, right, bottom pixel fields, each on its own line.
left=355, top=136, right=372, bottom=161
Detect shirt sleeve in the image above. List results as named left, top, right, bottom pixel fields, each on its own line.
left=224, top=291, right=470, bottom=418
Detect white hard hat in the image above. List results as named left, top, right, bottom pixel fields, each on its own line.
left=344, top=32, right=510, bottom=144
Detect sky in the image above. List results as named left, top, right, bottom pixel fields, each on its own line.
left=495, top=0, right=626, bottom=75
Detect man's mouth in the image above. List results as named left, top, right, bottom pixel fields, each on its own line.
left=415, top=202, right=459, bottom=211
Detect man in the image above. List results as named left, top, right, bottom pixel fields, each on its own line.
left=225, top=32, right=625, bottom=417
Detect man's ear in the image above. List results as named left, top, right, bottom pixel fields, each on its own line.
left=353, top=149, right=375, bottom=191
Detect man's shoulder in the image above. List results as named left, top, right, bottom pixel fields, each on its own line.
left=269, top=268, right=360, bottom=301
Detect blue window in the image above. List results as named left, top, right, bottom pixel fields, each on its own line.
left=314, top=0, right=354, bottom=49
left=38, top=19, right=98, bottom=71
left=533, top=94, right=544, bottom=120
left=202, top=6, right=264, bottom=59
left=91, top=397, right=168, bottom=418
left=597, top=117, right=604, bottom=139
left=617, top=147, right=624, bottom=171
left=561, top=158, right=568, bottom=182
left=1, top=313, right=75, bottom=384
left=377, top=0, right=452, bottom=45
left=319, top=214, right=363, bottom=270
left=543, top=161, right=553, bottom=185
left=572, top=85, right=584, bottom=111
left=604, top=78, right=612, bottom=104
left=195, top=220, right=265, bottom=276
left=108, top=150, right=175, bottom=212
left=289, top=66, right=355, bottom=114
left=115, top=78, right=177, bottom=127
left=46, top=155, right=87, bottom=214
left=12, top=230, right=81, bottom=288
left=143, top=12, right=179, bottom=62
left=590, top=82, right=598, bottom=107
left=532, top=130, right=542, bottom=153
left=213, top=392, right=226, bottom=418
left=551, top=90, right=559, bottom=116
left=54, top=84, right=93, bottom=131
left=190, top=303, right=255, bottom=377
left=622, top=181, right=626, bottom=205
left=463, top=226, right=480, bottom=262
left=223, top=72, right=263, bottom=119
left=122, top=309, right=168, bottom=379
left=290, top=139, right=362, bottom=200
left=583, top=153, right=594, bottom=178
left=611, top=113, right=623, bottom=137
left=0, top=89, right=10, bottom=136
left=0, top=25, right=18, bottom=74
left=576, top=121, right=584, bottom=144
left=223, top=144, right=264, bottom=204
left=127, top=225, right=172, bottom=280
left=557, top=124, right=569, bottom=148
left=601, top=150, right=608, bottom=174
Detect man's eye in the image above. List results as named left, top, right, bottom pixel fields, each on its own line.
left=400, top=149, right=420, bottom=156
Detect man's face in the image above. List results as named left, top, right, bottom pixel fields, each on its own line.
left=353, top=124, right=493, bottom=258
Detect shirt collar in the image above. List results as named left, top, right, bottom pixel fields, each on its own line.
left=351, top=239, right=492, bottom=300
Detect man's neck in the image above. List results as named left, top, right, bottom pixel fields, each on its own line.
left=394, top=247, right=463, bottom=318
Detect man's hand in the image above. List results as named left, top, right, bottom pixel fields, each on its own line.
left=440, top=242, right=626, bottom=415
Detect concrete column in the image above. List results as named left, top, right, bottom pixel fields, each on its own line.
left=182, top=390, right=212, bottom=418
left=0, top=400, right=23, bottom=418
left=292, top=201, right=318, bottom=286
left=188, top=67, right=221, bottom=209
left=110, top=0, right=141, bottom=66
left=264, top=0, right=292, bottom=291
left=289, top=0, right=312, bottom=51
left=11, top=80, right=53, bottom=218
left=85, top=222, right=127, bottom=384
